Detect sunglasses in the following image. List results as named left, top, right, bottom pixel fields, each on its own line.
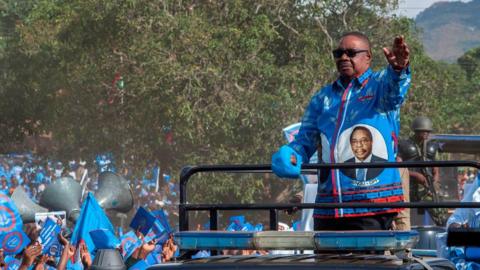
left=332, top=48, right=369, bottom=58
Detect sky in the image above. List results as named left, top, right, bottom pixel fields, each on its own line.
left=396, top=0, right=471, bottom=18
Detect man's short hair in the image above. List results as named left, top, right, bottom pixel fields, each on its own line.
left=340, top=31, right=371, bottom=50
left=350, top=126, right=373, bottom=142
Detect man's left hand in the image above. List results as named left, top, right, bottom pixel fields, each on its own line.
left=383, top=35, right=410, bottom=71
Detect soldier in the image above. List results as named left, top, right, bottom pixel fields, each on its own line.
left=398, top=116, right=448, bottom=226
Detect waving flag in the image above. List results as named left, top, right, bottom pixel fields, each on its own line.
left=144, top=220, right=168, bottom=244
left=4, top=255, right=21, bottom=270
left=0, top=194, right=26, bottom=255
left=0, top=194, right=23, bottom=233
left=130, top=207, right=156, bottom=236
left=0, top=230, right=31, bottom=255
left=89, top=229, right=120, bottom=250
left=70, top=193, right=115, bottom=254
left=151, top=210, right=171, bottom=233
left=38, top=218, right=62, bottom=254
left=119, top=230, right=141, bottom=260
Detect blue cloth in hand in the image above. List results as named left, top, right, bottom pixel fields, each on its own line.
left=271, top=145, right=302, bottom=178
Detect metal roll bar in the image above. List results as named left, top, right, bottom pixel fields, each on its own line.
left=179, top=160, right=480, bottom=231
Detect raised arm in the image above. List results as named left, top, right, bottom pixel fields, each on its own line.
left=379, top=35, right=411, bottom=110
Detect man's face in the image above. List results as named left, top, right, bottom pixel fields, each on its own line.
left=350, top=129, right=373, bottom=161
left=415, top=130, right=430, bottom=142
left=334, top=35, right=371, bottom=80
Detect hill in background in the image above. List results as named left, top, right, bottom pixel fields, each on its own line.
left=415, top=0, right=480, bottom=62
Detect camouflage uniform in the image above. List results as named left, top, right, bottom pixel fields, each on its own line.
left=398, top=135, right=448, bottom=226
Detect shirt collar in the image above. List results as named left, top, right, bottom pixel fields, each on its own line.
left=355, top=154, right=372, bottom=163
left=333, top=68, right=373, bottom=91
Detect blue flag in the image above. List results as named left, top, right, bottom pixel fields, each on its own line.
left=70, top=193, right=115, bottom=254
left=0, top=230, right=31, bottom=255
left=46, top=236, right=63, bottom=257
left=144, top=220, right=168, bottom=244
left=145, top=251, right=162, bottom=265
left=151, top=210, right=171, bottom=233
left=38, top=218, right=62, bottom=254
left=89, top=229, right=120, bottom=250
left=4, top=255, right=21, bottom=270
left=119, top=231, right=142, bottom=260
left=0, top=193, right=23, bottom=234
left=130, top=207, right=156, bottom=236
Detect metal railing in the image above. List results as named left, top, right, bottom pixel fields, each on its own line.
left=179, top=160, right=480, bottom=232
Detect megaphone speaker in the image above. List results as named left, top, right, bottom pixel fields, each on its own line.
left=39, top=177, right=82, bottom=222
left=95, top=172, right=134, bottom=213
left=11, top=186, right=48, bottom=223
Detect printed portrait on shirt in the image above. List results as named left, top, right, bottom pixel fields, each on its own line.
left=337, top=125, right=388, bottom=185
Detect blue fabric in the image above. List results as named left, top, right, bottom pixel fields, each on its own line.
left=286, top=66, right=411, bottom=218
left=0, top=230, right=31, bottom=255
left=146, top=252, right=162, bottom=265
left=66, top=259, right=83, bottom=270
left=38, top=218, right=62, bottom=254
left=119, top=231, right=142, bottom=260
left=144, top=220, right=168, bottom=244
left=89, top=229, right=120, bottom=250
left=4, top=255, right=21, bottom=270
left=447, top=173, right=480, bottom=228
left=283, top=122, right=318, bottom=184
left=0, top=193, right=23, bottom=235
left=254, top=223, right=264, bottom=231
left=70, top=193, right=115, bottom=254
left=130, top=207, right=156, bottom=236
left=272, top=145, right=302, bottom=178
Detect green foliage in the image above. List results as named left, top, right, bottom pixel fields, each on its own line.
left=0, top=0, right=479, bottom=204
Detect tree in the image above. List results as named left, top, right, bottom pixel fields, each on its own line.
left=1, top=0, right=477, bottom=208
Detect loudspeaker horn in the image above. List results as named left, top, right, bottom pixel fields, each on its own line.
left=11, top=186, right=48, bottom=223
left=40, top=176, right=82, bottom=222
left=95, top=171, right=134, bottom=213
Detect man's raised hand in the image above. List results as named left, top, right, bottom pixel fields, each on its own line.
left=383, top=35, right=410, bottom=71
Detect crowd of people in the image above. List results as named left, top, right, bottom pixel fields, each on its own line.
left=0, top=153, right=180, bottom=228
left=0, top=152, right=182, bottom=270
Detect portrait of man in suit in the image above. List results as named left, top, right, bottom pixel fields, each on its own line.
left=341, top=126, right=387, bottom=181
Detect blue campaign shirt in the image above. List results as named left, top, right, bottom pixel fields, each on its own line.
left=290, top=66, right=411, bottom=218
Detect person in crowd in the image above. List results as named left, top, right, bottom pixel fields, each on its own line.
left=0, top=177, right=8, bottom=195
left=398, top=116, right=448, bottom=226
left=272, top=32, right=410, bottom=230
left=458, top=168, right=470, bottom=201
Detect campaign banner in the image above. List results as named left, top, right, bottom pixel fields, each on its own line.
left=46, top=236, right=63, bottom=257
left=130, top=207, right=156, bottom=236
left=0, top=230, right=31, bottom=255
left=38, top=217, right=62, bottom=254
left=4, top=255, right=21, bottom=270
left=35, top=211, right=67, bottom=230
left=144, top=220, right=167, bottom=244
left=119, top=231, right=142, bottom=260
left=151, top=210, right=171, bottom=233
left=0, top=194, right=23, bottom=234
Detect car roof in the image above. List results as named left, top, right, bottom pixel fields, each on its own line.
left=150, top=253, right=454, bottom=270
